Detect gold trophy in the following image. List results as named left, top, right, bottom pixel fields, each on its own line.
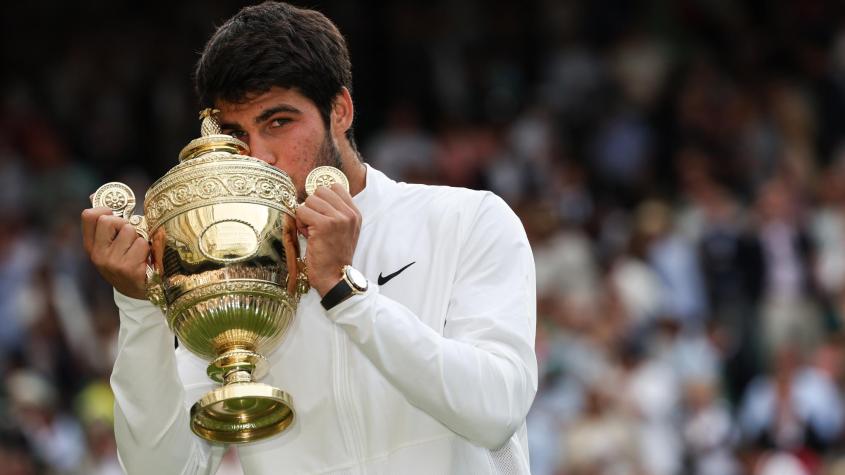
left=92, top=109, right=348, bottom=443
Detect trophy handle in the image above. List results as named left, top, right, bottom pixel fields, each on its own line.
left=145, top=263, right=167, bottom=313
left=296, top=257, right=310, bottom=294
left=288, top=164, right=350, bottom=294
left=92, top=182, right=167, bottom=312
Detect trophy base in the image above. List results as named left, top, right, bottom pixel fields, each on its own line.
left=190, top=383, right=294, bottom=443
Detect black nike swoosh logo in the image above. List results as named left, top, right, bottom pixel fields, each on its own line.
left=377, top=261, right=416, bottom=286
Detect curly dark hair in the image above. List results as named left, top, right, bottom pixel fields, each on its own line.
left=195, top=1, right=355, bottom=147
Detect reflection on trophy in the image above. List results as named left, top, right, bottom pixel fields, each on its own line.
left=91, top=109, right=348, bottom=443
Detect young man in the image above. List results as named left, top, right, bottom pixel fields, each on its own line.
left=81, top=2, right=537, bottom=473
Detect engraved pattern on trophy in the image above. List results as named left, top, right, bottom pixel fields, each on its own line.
left=103, top=190, right=127, bottom=209
left=144, top=165, right=298, bottom=232
left=305, top=165, right=350, bottom=196
left=91, top=182, right=136, bottom=218
left=90, top=109, right=348, bottom=443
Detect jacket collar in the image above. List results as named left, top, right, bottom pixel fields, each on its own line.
left=352, top=164, right=395, bottom=229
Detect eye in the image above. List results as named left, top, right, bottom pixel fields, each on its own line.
left=224, top=129, right=247, bottom=139
left=270, top=118, right=291, bottom=128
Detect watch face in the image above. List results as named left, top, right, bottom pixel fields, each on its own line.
left=345, top=266, right=368, bottom=292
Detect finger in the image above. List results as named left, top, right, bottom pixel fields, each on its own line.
left=81, top=207, right=117, bottom=253
left=314, top=186, right=355, bottom=218
left=93, top=215, right=126, bottom=250
left=329, top=183, right=356, bottom=209
left=301, top=195, right=342, bottom=219
left=295, top=203, right=329, bottom=228
left=124, top=236, right=151, bottom=266
left=109, top=223, right=141, bottom=257
left=324, top=184, right=361, bottom=228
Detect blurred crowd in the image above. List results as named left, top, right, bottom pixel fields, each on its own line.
left=4, top=0, right=845, bottom=474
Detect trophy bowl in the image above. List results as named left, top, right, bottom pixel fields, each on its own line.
left=92, top=110, right=317, bottom=443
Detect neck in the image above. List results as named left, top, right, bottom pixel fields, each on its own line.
left=338, top=140, right=367, bottom=196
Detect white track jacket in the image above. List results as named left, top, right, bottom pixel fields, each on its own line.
left=111, top=165, right=537, bottom=474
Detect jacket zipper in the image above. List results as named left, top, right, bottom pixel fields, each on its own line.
left=333, top=326, right=367, bottom=473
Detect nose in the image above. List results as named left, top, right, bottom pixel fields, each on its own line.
left=245, top=138, right=277, bottom=166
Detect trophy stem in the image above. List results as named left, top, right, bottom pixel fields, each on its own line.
left=224, top=369, right=253, bottom=385
left=207, top=348, right=268, bottom=383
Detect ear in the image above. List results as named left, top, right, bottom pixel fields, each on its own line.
left=330, top=87, right=354, bottom=139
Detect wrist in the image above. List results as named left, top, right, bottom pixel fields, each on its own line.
left=312, top=271, right=345, bottom=297
left=314, top=278, right=342, bottom=297
left=320, top=265, right=368, bottom=310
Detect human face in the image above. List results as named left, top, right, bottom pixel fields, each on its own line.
left=215, top=87, right=340, bottom=200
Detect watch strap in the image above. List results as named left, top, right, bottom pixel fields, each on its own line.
left=320, top=278, right=353, bottom=310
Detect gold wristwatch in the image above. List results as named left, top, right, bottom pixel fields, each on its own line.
left=320, top=265, right=368, bottom=310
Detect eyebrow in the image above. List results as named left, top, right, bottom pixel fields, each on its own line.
left=218, top=104, right=303, bottom=131
left=255, top=104, right=302, bottom=124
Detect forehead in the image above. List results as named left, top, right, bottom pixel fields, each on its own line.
left=215, top=86, right=316, bottom=120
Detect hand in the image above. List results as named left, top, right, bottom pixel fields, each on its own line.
left=81, top=207, right=150, bottom=299
left=295, top=184, right=362, bottom=296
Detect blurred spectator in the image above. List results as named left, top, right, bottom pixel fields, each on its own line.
left=75, top=382, right=121, bottom=475
left=6, top=370, right=86, bottom=474
left=365, top=101, right=436, bottom=183
left=739, top=346, right=843, bottom=454
left=559, top=380, right=641, bottom=475
left=753, top=178, right=823, bottom=356
left=0, top=428, right=43, bottom=475
left=617, top=340, right=683, bottom=475
left=682, top=377, right=741, bottom=475
left=754, top=451, right=813, bottom=475
left=0, top=215, right=41, bottom=363
left=608, top=231, right=664, bottom=330
left=591, top=109, right=655, bottom=202
left=636, top=199, right=708, bottom=328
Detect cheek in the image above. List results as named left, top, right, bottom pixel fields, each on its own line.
left=284, top=123, right=325, bottom=164
left=271, top=123, right=326, bottom=191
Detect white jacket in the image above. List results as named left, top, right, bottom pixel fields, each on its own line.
left=111, top=165, right=538, bottom=474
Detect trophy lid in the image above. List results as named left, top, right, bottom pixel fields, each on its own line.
left=178, top=108, right=250, bottom=162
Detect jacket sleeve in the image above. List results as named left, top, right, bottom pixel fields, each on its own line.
left=325, top=193, right=538, bottom=449
left=110, top=291, right=225, bottom=475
